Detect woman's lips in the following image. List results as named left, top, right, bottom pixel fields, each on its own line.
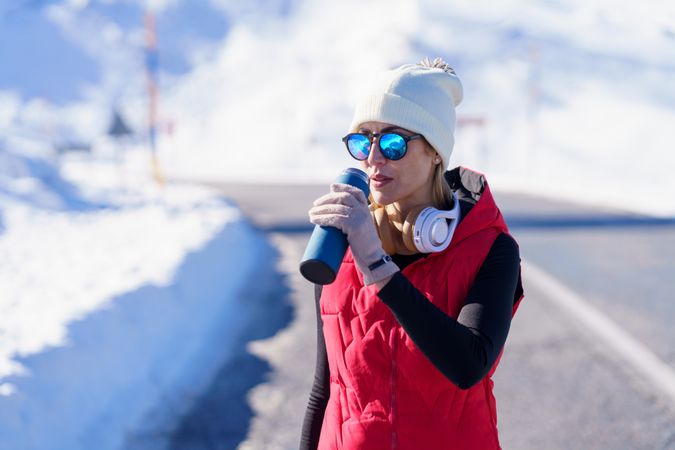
left=370, top=175, right=393, bottom=188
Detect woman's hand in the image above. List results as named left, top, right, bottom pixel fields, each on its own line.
left=309, top=183, right=399, bottom=286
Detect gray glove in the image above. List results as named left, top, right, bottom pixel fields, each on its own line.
left=308, top=183, right=400, bottom=286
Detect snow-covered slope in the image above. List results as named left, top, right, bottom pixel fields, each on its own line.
left=0, top=147, right=267, bottom=449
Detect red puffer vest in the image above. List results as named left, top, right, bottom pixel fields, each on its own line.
left=318, top=167, right=524, bottom=450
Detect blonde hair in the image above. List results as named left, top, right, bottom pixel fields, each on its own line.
left=431, top=161, right=454, bottom=210
left=368, top=147, right=454, bottom=213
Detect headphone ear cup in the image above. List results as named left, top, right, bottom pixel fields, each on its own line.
left=414, top=205, right=460, bottom=253
left=401, top=205, right=427, bottom=253
left=372, top=207, right=397, bottom=255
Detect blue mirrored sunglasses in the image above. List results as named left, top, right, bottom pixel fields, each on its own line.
left=342, top=131, right=423, bottom=161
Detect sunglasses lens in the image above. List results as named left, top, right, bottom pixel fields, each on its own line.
left=379, top=133, right=407, bottom=160
left=346, top=134, right=370, bottom=160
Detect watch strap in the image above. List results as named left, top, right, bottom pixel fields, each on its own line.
left=368, top=254, right=393, bottom=271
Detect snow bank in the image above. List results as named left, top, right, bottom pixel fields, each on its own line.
left=0, top=142, right=95, bottom=212
left=0, top=146, right=266, bottom=449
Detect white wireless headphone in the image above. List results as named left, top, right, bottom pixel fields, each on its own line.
left=373, top=191, right=461, bottom=254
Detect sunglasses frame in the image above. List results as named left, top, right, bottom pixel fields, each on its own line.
left=342, top=131, right=423, bottom=161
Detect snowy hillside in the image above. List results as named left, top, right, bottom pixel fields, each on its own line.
left=159, top=0, right=675, bottom=216
left=3, top=1, right=674, bottom=214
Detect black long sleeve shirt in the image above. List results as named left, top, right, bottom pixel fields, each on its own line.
left=299, top=201, right=522, bottom=450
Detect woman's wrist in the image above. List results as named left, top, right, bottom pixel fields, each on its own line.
left=375, top=273, right=396, bottom=291
left=356, top=252, right=400, bottom=286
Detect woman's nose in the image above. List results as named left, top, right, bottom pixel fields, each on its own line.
left=366, top=139, right=386, bottom=167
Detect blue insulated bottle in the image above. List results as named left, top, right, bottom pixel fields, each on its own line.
left=299, top=168, right=370, bottom=285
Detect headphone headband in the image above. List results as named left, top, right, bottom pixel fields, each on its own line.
left=372, top=191, right=461, bottom=254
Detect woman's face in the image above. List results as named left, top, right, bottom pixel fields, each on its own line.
left=358, top=121, right=440, bottom=208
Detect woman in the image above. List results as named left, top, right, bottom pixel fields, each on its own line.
left=300, top=58, right=524, bottom=450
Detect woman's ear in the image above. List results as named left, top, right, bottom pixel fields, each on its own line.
left=423, top=141, right=442, bottom=165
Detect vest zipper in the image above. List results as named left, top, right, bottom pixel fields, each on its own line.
left=390, top=327, right=398, bottom=450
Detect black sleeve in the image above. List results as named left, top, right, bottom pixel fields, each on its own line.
left=377, top=233, right=521, bottom=390
left=299, top=284, right=330, bottom=450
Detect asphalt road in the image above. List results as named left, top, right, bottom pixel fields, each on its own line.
left=174, top=182, right=675, bottom=450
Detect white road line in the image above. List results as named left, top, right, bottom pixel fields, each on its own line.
left=524, top=259, right=675, bottom=406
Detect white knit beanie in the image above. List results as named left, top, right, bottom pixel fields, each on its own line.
left=348, top=57, right=463, bottom=169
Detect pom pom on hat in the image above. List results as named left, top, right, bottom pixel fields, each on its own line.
left=348, top=57, right=463, bottom=169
